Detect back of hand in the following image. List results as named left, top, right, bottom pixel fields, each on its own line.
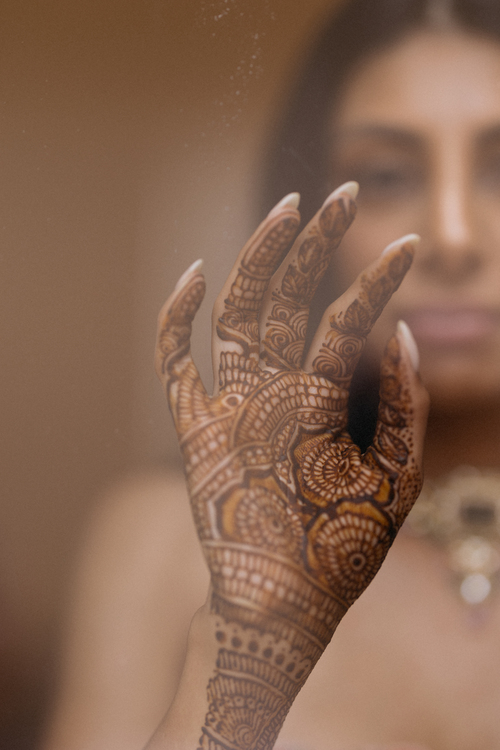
left=155, top=184, right=428, bottom=750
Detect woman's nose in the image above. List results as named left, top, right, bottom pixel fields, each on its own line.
left=419, top=154, right=482, bottom=283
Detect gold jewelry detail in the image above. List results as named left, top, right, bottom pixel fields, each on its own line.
left=405, top=466, right=500, bottom=605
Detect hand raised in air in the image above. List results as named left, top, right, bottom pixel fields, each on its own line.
left=155, top=183, right=428, bottom=750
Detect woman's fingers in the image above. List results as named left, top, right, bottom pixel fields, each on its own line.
left=370, top=321, right=430, bottom=526
left=303, top=235, right=419, bottom=384
left=155, top=260, right=211, bottom=437
left=259, top=182, right=358, bottom=370
left=211, top=195, right=301, bottom=394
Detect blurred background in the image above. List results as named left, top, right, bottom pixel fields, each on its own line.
left=0, top=0, right=340, bottom=746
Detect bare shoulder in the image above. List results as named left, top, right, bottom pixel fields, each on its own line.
left=73, top=467, right=209, bottom=611
left=88, top=467, right=195, bottom=545
left=71, top=466, right=210, bottom=653
left=86, top=468, right=205, bottom=569
left=43, top=469, right=208, bottom=750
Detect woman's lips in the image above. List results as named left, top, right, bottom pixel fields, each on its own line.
left=401, top=307, right=500, bottom=345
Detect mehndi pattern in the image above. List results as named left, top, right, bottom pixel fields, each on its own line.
left=156, top=195, right=422, bottom=750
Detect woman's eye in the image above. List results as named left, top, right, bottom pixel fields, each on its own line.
left=335, top=154, right=423, bottom=204
left=354, top=163, right=421, bottom=201
left=363, top=166, right=408, bottom=190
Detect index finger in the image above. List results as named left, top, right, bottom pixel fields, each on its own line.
left=304, top=234, right=419, bottom=383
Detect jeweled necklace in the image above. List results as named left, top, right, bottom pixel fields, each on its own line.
left=404, top=466, right=500, bottom=606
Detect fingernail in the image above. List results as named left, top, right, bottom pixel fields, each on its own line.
left=174, top=258, right=203, bottom=291
left=268, top=192, right=301, bottom=217
left=381, top=233, right=420, bottom=256
left=322, top=180, right=359, bottom=206
left=397, top=320, right=420, bottom=371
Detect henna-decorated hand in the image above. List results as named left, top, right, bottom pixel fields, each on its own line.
left=155, top=183, right=429, bottom=750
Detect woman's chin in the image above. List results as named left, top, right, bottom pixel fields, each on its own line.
left=421, top=358, right=500, bottom=413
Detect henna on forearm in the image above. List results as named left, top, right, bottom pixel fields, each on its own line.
left=155, top=189, right=427, bottom=750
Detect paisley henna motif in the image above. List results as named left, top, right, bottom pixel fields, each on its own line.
left=370, top=334, right=423, bottom=526
left=311, top=243, right=414, bottom=384
left=156, top=199, right=423, bottom=750
left=217, top=214, right=300, bottom=386
left=261, top=196, right=356, bottom=370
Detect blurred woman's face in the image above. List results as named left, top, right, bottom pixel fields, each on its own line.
left=332, top=28, right=500, bottom=409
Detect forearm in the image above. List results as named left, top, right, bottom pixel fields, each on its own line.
left=146, top=553, right=346, bottom=750
left=145, top=601, right=219, bottom=750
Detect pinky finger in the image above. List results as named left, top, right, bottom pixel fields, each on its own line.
left=155, top=260, right=210, bottom=433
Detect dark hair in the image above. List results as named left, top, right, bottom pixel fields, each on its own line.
left=262, top=0, right=500, bottom=449
left=263, top=0, right=500, bottom=223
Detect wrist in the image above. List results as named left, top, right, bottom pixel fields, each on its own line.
left=148, top=571, right=344, bottom=750
left=146, top=602, right=219, bottom=750
left=193, top=548, right=347, bottom=750
left=205, top=538, right=347, bottom=652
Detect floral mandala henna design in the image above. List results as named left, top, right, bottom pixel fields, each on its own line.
left=156, top=202, right=425, bottom=749
left=312, top=511, right=392, bottom=605
left=230, top=486, right=304, bottom=561
left=295, top=433, right=389, bottom=507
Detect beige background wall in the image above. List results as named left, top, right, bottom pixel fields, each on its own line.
left=0, top=0, right=340, bottom=744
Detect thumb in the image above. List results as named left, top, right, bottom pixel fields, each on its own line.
left=370, top=321, right=429, bottom=524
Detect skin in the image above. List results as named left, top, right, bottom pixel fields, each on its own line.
left=150, top=187, right=426, bottom=749
left=42, top=26, right=500, bottom=750
left=154, top=27, right=500, bottom=750
left=332, top=27, right=500, bottom=474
